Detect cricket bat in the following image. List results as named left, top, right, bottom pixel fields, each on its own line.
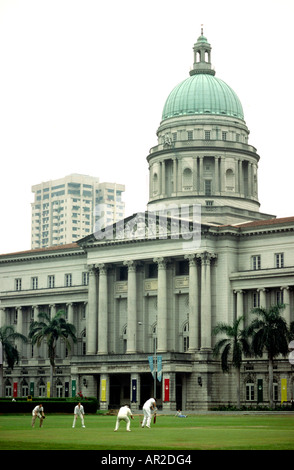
left=153, top=412, right=156, bottom=424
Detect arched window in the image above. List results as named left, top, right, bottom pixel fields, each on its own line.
left=183, top=168, right=192, bottom=190
left=153, top=172, right=159, bottom=195
left=5, top=379, right=12, bottom=397
left=225, top=169, right=234, bottom=191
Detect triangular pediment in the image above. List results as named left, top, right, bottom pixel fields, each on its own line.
left=77, top=211, right=201, bottom=248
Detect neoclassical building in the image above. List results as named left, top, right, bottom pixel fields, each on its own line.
left=1, top=32, right=293, bottom=410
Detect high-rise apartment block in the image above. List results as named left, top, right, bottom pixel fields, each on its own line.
left=31, top=174, right=125, bottom=249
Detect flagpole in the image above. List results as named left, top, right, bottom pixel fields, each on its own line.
left=154, top=339, right=157, bottom=399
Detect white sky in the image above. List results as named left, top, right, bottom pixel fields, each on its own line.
left=0, top=0, right=293, bottom=254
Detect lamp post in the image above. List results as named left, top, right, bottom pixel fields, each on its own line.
left=138, top=321, right=158, bottom=399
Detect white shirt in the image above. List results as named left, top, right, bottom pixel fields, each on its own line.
left=33, top=405, right=43, bottom=414
left=118, top=406, right=132, bottom=418
left=74, top=404, right=84, bottom=415
left=143, top=398, right=156, bottom=410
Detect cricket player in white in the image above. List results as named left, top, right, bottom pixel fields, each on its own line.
left=142, top=398, right=156, bottom=428
left=72, top=402, right=85, bottom=428
left=114, top=404, right=134, bottom=432
left=32, top=404, right=45, bottom=428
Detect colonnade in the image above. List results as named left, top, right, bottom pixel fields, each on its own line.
left=86, top=251, right=218, bottom=356
left=150, top=156, right=258, bottom=199
left=234, top=286, right=291, bottom=324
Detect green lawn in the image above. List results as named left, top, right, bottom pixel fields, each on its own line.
left=0, top=413, right=294, bottom=451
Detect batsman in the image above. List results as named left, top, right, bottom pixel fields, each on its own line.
left=142, top=398, right=157, bottom=428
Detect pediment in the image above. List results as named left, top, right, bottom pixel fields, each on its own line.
left=78, top=211, right=201, bottom=248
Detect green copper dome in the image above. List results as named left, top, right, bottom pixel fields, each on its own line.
left=161, top=32, right=244, bottom=122
left=162, top=74, right=244, bottom=121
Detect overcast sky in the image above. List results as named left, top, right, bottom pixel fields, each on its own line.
left=0, top=0, right=293, bottom=254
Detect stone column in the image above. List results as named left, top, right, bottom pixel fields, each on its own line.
left=197, top=251, right=217, bottom=350
left=154, top=257, right=168, bottom=353
left=124, top=260, right=137, bottom=354
left=199, top=157, right=203, bottom=193
left=235, top=290, right=244, bottom=319
left=0, top=307, right=6, bottom=327
left=215, top=156, right=219, bottom=193
left=257, top=288, right=267, bottom=308
left=67, top=302, right=74, bottom=324
left=97, top=263, right=108, bottom=355
left=281, top=286, right=290, bottom=325
left=16, top=306, right=23, bottom=354
left=87, top=265, right=98, bottom=355
left=50, top=304, right=56, bottom=318
left=185, top=253, right=199, bottom=351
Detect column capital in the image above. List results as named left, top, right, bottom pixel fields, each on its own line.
left=153, top=257, right=170, bottom=269
left=184, top=253, right=198, bottom=266
left=97, top=263, right=109, bottom=274
left=123, top=260, right=138, bottom=272
left=196, top=251, right=217, bottom=265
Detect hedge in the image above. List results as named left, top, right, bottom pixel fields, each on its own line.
left=0, top=397, right=99, bottom=414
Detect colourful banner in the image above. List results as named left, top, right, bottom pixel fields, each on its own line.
left=101, top=379, right=107, bottom=402
left=47, top=382, right=50, bottom=398
left=13, top=382, right=17, bottom=398
left=30, top=382, right=34, bottom=397
left=164, top=379, right=170, bottom=402
left=131, top=379, right=137, bottom=403
left=72, top=380, right=76, bottom=397
left=157, top=356, right=162, bottom=382
left=148, top=356, right=155, bottom=378
left=281, top=378, right=287, bottom=403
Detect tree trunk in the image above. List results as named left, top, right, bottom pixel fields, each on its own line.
left=236, top=367, right=241, bottom=408
left=268, top=355, right=274, bottom=408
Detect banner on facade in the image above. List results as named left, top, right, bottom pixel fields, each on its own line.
left=131, top=379, right=137, bottom=403
left=281, top=378, right=287, bottom=403
left=101, top=379, right=107, bottom=401
left=0, top=342, right=3, bottom=364
left=30, top=382, right=34, bottom=397
left=47, top=382, right=50, bottom=398
left=148, top=356, right=154, bottom=378
left=72, top=380, right=76, bottom=398
left=13, top=382, right=17, bottom=398
left=157, top=356, right=162, bottom=382
left=164, top=378, right=170, bottom=402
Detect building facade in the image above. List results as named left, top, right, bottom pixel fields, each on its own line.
left=1, top=32, right=294, bottom=410
left=31, top=174, right=125, bottom=249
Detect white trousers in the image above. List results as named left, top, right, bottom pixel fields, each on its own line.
left=142, top=407, right=152, bottom=427
left=114, top=415, right=131, bottom=431
left=73, top=414, right=85, bottom=427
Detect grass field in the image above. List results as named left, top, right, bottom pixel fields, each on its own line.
left=0, top=413, right=294, bottom=451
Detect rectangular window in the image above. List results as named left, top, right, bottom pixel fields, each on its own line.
left=187, top=130, right=193, bottom=141
left=275, top=253, right=284, bottom=268
left=15, top=278, right=22, bottom=291
left=48, top=275, right=55, bottom=288
left=253, top=292, right=260, bottom=308
left=65, top=274, right=72, bottom=287
left=276, top=290, right=284, bottom=305
left=252, top=255, right=261, bottom=270
left=205, top=180, right=212, bottom=196
left=222, top=131, right=227, bottom=141
left=204, top=131, right=210, bottom=141
left=31, top=277, right=38, bottom=290
left=246, top=383, right=254, bottom=401
left=82, top=271, right=89, bottom=286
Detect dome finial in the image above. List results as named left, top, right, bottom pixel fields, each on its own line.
left=201, top=24, right=204, bottom=36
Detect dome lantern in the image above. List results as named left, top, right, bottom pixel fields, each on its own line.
left=190, top=26, right=215, bottom=76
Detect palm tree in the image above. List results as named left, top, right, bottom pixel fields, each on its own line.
left=213, top=316, right=251, bottom=408
left=247, top=304, right=289, bottom=408
left=0, top=325, right=27, bottom=397
left=29, top=310, right=77, bottom=397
